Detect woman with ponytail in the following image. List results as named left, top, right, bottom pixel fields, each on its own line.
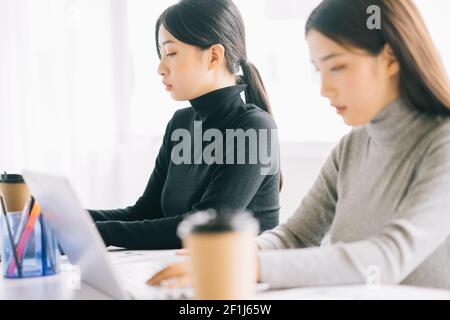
left=88, top=0, right=281, bottom=249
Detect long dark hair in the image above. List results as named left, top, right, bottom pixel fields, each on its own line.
left=305, top=0, right=450, bottom=116
left=155, top=0, right=274, bottom=116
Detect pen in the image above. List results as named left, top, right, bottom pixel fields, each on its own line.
left=40, top=214, right=47, bottom=274
left=8, top=201, right=41, bottom=276
left=14, top=196, right=33, bottom=246
left=0, top=195, right=22, bottom=277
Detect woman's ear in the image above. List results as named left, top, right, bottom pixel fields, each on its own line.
left=209, top=44, right=226, bottom=70
left=382, top=44, right=400, bottom=77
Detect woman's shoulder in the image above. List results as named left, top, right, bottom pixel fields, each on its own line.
left=432, top=115, right=450, bottom=134
left=165, top=104, right=278, bottom=131
left=236, top=103, right=278, bottom=130
left=172, top=106, right=196, bottom=121
left=165, top=106, right=197, bottom=130
left=424, top=115, right=450, bottom=149
left=333, top=126, right=367, bottom=150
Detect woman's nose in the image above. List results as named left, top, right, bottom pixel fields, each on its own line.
left=320, top=77, right=336, bottom=99
left=157, top=60, right=168, bottom=76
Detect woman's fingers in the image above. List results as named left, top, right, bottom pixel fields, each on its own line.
left=162, top=274, right=191, bottom=289
left=147, top=261, right=189, bottom=286
left=175, top=249, right=190, bottom=256
left=147, top=264, right=181, bottom=285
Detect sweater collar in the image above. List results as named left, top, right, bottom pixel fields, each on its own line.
left=365, top=98, right=426, bottom=146
left=189, top=85, right=247, bottom=121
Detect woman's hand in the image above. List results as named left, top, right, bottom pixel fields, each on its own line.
left=146, top=250, right=190, bottom=288
left=147, top=260, right=191, bottom=288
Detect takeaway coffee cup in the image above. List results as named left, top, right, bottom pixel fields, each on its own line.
left=177, top=210, right=259, bottom=300
left=0, top=173, right=30, bottom=213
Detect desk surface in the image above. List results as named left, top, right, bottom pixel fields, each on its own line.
left=1, top=250, right=450, bottom=300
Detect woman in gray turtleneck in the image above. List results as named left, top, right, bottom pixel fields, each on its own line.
left=256, top=0, right=450, bottom=289
left=148, top=0, right=450, bottom=290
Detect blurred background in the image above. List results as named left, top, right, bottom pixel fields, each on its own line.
left=1, top=0, right=449, bottom=222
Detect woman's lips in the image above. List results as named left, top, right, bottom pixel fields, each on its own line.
left=163, top=81, right=173, bottom=91
left=332, top=105, right=347, bottom=114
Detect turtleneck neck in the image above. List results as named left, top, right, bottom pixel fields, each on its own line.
left=365, top=98, right=430, bottom=147
left=189, top=84, right=247, bottom=121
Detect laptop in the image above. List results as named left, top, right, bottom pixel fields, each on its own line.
left=21, top=170, right=189, bottom=300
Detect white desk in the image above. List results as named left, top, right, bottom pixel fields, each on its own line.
left=1, top=250, right=450, bottom=300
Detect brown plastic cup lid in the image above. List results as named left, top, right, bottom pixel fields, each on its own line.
left=177, top=210, right=259, bottom=238
left=0, top=172, right=25, bottom=184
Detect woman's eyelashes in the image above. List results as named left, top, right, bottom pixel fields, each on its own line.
left=166, top=52, right=177, bottom=57
left=311, top=64, right=346, bottom=73
left=330, top=65, right=346, bottom=72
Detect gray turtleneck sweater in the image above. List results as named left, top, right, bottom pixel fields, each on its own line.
left=256, top=99, right=450, bottom=290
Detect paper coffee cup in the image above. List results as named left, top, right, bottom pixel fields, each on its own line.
left=178, top=211, right=259, bottom=300
left=0, top=173, right=30, bottom=213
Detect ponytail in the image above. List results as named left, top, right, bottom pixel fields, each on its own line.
left=239, top=59, right=274, bottom=117
left=239, top=58, right=283, bottom=191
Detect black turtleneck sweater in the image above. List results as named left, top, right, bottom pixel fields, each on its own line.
left=88, top=85, right=280, bottom=249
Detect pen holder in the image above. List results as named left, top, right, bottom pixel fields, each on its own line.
left=1, top=212, right=61, bottom=278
